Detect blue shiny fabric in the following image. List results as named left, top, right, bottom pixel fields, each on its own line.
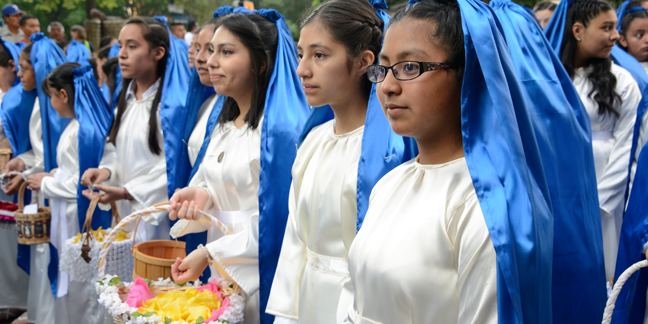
left=65, top=39, right=91, bottom=65
left=411, top=0, right=555, bottom=322
left=152, top=16, right=191, bottom=198
left=298, top=0, right=413, bottom=234
left=613, top=142, right=648, bottom=324
left=101, top=82, right=111, bottom=105
left=73, top=64, right=114, bottom=231
left=17, top=32, right=70, bottom=297
left=618, top=0, right=632, bottom=31
left=0, top=35, right=31, bottom=156
left=491, top=0, right=606, bottom=322
left=108, top=42, right=121, bottom=108
left=174, top=36, right=190, bottom=53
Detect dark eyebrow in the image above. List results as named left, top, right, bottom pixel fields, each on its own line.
left=217, top=42, right=236, bottom=49
left=309, top=43, right=332, bottom=51
left=379, top=48, right=429, bottom=64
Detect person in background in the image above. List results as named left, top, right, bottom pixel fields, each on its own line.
left=0, top=4, right=23, bottom=43
left=184, top=21, right=198, bottom=45
left=56, top=40, right=69, bottom=53
left=96, top=45, right=112, bottom=103
left=47, top=21, right=65, bottom=42
left=534, top=1, right=557, bottom=29
left=170, top=22, right=186, bottom=41
left=99, top=35, right=116, bottom=49
left=187, top=26, right=200, bottom=69
left=18, top=15, right=39, bottom=45
left=70, top=25, right=94, bottom=55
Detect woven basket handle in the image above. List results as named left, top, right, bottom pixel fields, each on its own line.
left=17, top=181, right=28, bottom=210
left=97, top=202, right=232, bottom=279
left=602, top=259, right=648, bottom=323
left=80, top=194, right=119, bottom=240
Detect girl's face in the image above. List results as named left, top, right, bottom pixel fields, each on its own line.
left=535, top=9, right=554, bottom=29
left=48, top=87, right=74, bottom=118
left=117, top=24, right=165, bottom=80
left=207, top=26, right=254, bottom=102
left=377, top=19, right=462, bottom=141
left=188, top=31, right=199, bottom=69
left=296, top=22, right=371, bottom=108
left=620, top=17, right=648, bottom=62
left=573, top=10, right=619, bottom=61
left=196, top=26, right=215, bottom=87
left=17, top=55, right=35, bottom=91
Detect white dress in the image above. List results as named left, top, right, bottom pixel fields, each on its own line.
left=99, top=80, right=169, bottom=242
left=342, top=158, right=498, bottom=324
left=171, top=119, right=262, bottom=324
left=187, top=94, right=217, bottom=166
left=573, top=63, right=642, bottom=280
left=17, top=98, right=44, bottom=178
left=0, top=88, right=29, bottom=310
left=39, top=119, right=104, bottom=324
left=266, top=120, right=363, bottom=324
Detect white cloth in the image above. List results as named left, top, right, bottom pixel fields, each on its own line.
left=171, top=119, right=263, bottom=324
left=641, top=61, right=648, bottom=75
left=17, top=98, right=44, bottom=178
left=342, top=158, right=498, bottom=324
left=0, top=228, right=29, bottom=308
left=267, top=120, right=363, bottom=324
left=125, top=78, right=160, bottom=102
left=27, top=244, right=57, bottom=324
left=573, top=63, right=642, bottom=280
left=184, top=32, right=194, bottom=45
left=0, top=26, right=24, bottom=44
left=0, top=88, right=7, bottom=144
left=188, top=94, right=217, bottom=166
left=99, top=89, right=169, bottom=241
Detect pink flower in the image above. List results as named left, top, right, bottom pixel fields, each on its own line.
left=206, top=298, right=230, bottom=323
left=196, top=279, right=223, bottom=300
left=125, top=277, right=155, bottom=307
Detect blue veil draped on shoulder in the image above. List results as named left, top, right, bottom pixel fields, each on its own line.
left=108, top=42, right=121, bottom=108
left=16, top=32, right=70, bottom=297
left=408, top=0, right=555, bottom=322
left=185, top=7, right=309, bottom=323
left=66, top=39, right=91, bottom=65
left=491, top=0, right=606, bottom=322
left=73, top=64, right=114, bottom=231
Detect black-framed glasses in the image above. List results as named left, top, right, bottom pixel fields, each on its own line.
left=367, top=61, right=458, bottom=83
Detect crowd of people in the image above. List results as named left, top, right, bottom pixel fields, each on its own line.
left=0, top=0, right=648, bottom=323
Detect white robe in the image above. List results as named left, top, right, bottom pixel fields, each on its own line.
left=171, top=119, right=262, bottom=324
left=188, top=94, right=217, bottom=167
left=342, top=158, right=498, bottom=324
left=99, top=91, right=169, bottom=242
left=641, top=61, right=648, bottom=76
left=267, top=120, right=363, bottom=324
left=17, top=98, right=44, bottom=178
left=0, top=88, right=29, bottom=310
left=40, top=119, right=104, bottom=324
left=573, top=63, right=642, bottom=280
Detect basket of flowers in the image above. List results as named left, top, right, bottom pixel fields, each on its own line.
left=60, top=194, right=133, bottom=283
left=0, top=200, right=18, bottom=231
left=95, top=202, right=242, bottom=324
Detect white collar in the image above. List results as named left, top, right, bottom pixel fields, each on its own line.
left=125, top=78, right=161, bottom=102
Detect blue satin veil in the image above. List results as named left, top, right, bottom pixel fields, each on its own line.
left=66, top=39, right=91, bottom=65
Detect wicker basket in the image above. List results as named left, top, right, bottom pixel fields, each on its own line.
left=96, top=202, right=238, bottom=324
left=15, top=182, right=50, bottom=245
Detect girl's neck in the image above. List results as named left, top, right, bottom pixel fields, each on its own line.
left=134, top=74, right=158, bottom=100
left=330, top=93, right=368, bottom=135
left=232, top=88, right=254, bottom=129
left=416, top=127, right=464, bottom=165
left=574, top=48, right=592, bottom=69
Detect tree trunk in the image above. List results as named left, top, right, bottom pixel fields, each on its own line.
left=86, top=0, right=96, bottom=19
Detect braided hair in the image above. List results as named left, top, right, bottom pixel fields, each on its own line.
left=561, top=0, right=621, bottom=117
left=301, top=0, right=384, bottom=97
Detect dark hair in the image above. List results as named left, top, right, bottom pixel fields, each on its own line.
left=534, top=1, right=558, bottom=12
left=0, top=41, right=14, bottom=69
left=388, top=0, right=465, bottom=78
left=98, top=45, right=112, bottom=60
left=41, top=62, right=81, bottom=114
left=108, top=17, right=169, bottom=155
left=213, top=14, right=277, bottom=130
left=102, top=57, right=119, bottom=106
left=19, top=15, right=36, bottom=27
left=302, top=0, right=384, bottom=97
left=56, top=40, right=69, bottom=51
left=87, top=58, right=100, bottom=84
left=71, top=25, right=87, bottom=42
left=561, top=0, right=621, bottom=117
left=620, top=0, right=648, bottom=48
left=100, top=36, right=115, bottom=49
left=20, top=43, right=32, bottom=63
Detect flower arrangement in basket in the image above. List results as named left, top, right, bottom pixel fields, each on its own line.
left=96, top=203, right=243, bottom=324
left=60, top=195, right=134, bottom=283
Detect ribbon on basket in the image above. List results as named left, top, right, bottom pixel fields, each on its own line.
left=98, top=202, right=232, bottom=279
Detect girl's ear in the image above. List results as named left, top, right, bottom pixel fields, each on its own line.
left=152, top=46, right=166, bottom=62
left=572, top=22, right=585, bottom=42
left=355, top=50, right=375, bottom=77
left=8, top=59, right=15, bottom=74
left=60, top=88, right=69, bottom=103
left=619, top=35, right=629, bottom=48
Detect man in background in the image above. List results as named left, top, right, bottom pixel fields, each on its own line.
left=170, top=22, right=186, bottom=41
left=184, top=21, right=198, bottom=45
left=0, top=4, right=23, bottom=43
left=47, top=21, right=65, bottom=42
left=18, top=15, right=39, bottom=45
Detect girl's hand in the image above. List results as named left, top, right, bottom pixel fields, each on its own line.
left=80, top=168, right=111, bottom=187
left=26, top=172, right=52, bottom=191
left=3, top=176, right=23, bottom=195
left=4, top=157, right=24, bottom=173
left=171, top=249, right=209, bottom=283
left=169, top=187, right=209, bottom=221
left=82, top=185, right=123, bottom=204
